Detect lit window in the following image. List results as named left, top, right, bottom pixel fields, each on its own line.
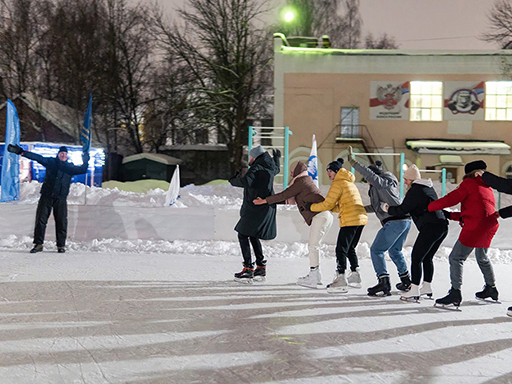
left=409, top=81, right=443, bottom=121
left=485, top=81, right=512, bottom=121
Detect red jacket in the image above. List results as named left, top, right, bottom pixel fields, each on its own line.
left=428, top=176, right=498, bottom=248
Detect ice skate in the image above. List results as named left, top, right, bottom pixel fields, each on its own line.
left=326, top=271, right=348, bottom=293
left=419, top=282, right=433, bottom=299
left=30, top=244, right=43, bottom=254
left=434, top=288, right=462, bottom=311
left=507, top=306, right=512, bottom=317
left=347, top=268, right=362, bottom=289
left=400, top=284, right=420, bottom=302
left=475, top=284, right=500, bottom=303
left=396, top=272, right=411, bottom=292
left=57, top=247, right=65, bottom=254
left=367, top=274, right=391, bottom=297
left=253, top=265, right=266, bottom=282
left=297, top=267, right=322, bottom=289
left=234, top=267, right=254, bottom=284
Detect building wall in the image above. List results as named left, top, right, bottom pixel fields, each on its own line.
left=274, top=40, right=512, bottom=184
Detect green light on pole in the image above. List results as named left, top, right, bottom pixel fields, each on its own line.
left=283, top=10, right=295, bottom=22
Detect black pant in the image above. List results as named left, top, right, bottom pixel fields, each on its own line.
left=410, top=221, right=448, bottom=285
left=34, top=195, right=68, bottom=247
left=238, top=233, right=265, bottom=268
left=335, top=225, right=364, bottom=273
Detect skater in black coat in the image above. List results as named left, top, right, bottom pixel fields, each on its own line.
left=476, top=169, right=512, bottom=312
left=7, top=144, right=89, bottom=253
left=229, top=146, right=280, bottom=281
left=383, top=165, right=448, bottom=300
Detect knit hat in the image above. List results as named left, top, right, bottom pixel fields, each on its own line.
left=249, top=146, right=265, bottom=159
left=326, top=158, right=344, bottom=173
left=58, top=146, right=68, bottom=153
left=368, top=160, right=383, bottom=175
left=464, top=160, right=487, bottom=175
left=403, top=164, right=421, bottom=181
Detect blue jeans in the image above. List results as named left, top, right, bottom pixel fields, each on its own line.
left=370, top=219, right=411, bottom=277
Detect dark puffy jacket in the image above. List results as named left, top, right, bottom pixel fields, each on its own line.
left=23, top=151, right=90, bottom=199
left=388, top=179, right=446, bottom=231
left=265, top=162, right=324, bottom=226
left=229, top=152, right=279, bottom=239
left=481, top=171, right=512, bottom=219
left=428, top=175, right=498, bottom=248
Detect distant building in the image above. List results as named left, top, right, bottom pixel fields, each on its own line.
left=0, top=93, right=79, bottom=144
left=273, top=34, right=512, bottom=184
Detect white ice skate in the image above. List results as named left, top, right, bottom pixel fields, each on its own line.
left=400, top=284, right=420, bottom=302
left=326, top=271, right=348, bottom=293
left=420, top=282, right=433, bottom=299
left=347, top=269, right=362, bottom=289
left=297, top=268, right=322, bottom=289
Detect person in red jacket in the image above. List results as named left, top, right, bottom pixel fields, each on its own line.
left=428, top=160, right=499, bottom=308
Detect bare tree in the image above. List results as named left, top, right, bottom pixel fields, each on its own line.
left=365, top=33, right=399, bottom=49
left=152, top=0, right=273, bottom=172
left=483, top=0, right=512, bottom=48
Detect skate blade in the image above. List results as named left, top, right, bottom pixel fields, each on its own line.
left=327, top=287, right=348, bottom=294
left=253, top=276, right=266, bottom=283
left=434, top=303, right=461, bottom=311
left=234, top=278, right=253, bottom=284
left=367, top=292, right=392, bottom=297
left=400, top=296, right=420, bottom=303
left=475, top=297, right=501, bottom=304
left=297, top=283, right=319, bottom=289
left=348, top=283, right=362, bottom=289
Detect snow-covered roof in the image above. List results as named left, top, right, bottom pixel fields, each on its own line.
left=406, top=139, right=511, bottom=155
left=122, top=153, right=182, bottom=165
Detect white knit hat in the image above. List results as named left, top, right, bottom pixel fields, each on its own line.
left=249, top=146, right=265, bottom=159
left=403, top=164, right=421, bottom=181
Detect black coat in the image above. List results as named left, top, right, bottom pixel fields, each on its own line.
left=229, top=152, right=279, bottom=239
left=388, top=180, right=446, bottom=231
left=482, top=171, right=512, bottom=218
left=23, top=151, right=90, bottom=199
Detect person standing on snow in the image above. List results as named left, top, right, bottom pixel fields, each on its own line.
left=306, top=158, right=367, bottom=293
left=382, top=165, right=448, bottom=301
left=348, top=147, right=412, bottom=297
left=428, top=160, right=499, bottom=308
left=229, top=146, right=280, bottom=283
left=7, top=144, right=89, bottom=253
left=474, top=168, right=509, bottom=316
left=253, top=161, right=333, bottom=288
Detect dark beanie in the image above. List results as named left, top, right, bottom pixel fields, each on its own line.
left=465, top=160, right=486, bottom=175
left=326, top=158, right=344, bottom=173
left=368, top=160, right=383, bottom=175
left=58, top=146, right=68, bottom=153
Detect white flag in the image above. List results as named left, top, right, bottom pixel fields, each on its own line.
left=307, top=134, right=319, bottom=187
left=165, top=165, right=180, bottom=206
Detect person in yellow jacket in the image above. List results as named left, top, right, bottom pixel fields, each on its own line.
left=307, top=158, right=368, bottom=293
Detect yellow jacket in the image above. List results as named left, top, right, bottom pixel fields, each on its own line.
left=311, top=168, right=368, bottom=227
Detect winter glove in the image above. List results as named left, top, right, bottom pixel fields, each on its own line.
left=347, top=146, right=356, bottom=166
left=272, top=148, right=281, bottom=159
left=380, top=202, right=389, bottom=212
left=7, top=144, right=23, bottom=155
left=442, top=210, right=451, bottom=219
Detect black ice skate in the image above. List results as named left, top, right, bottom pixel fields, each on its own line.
left=234, top=267, right=254, bottom=284
left=253, top=265, right=266, bottom=282
left=367, top=274, right=391, bottom=297
left=30, top=244, right=43, bottom=254
left=508, top=306, right=512, bottom=317
left=434, top=288, right=462, bottom=311
left=475, top=284, right=500, bottom=303
left=396, top=272, right=411, bottom=292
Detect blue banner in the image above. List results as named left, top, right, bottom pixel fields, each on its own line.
left=1, top=100, right=21, bottom=202
left=80, top=94, right=92, bottom=151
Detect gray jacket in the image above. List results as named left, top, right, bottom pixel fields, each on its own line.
left=353, top=162, right=410, bottom=224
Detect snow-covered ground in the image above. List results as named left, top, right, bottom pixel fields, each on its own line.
left=0, top=180, right=511, bottom=383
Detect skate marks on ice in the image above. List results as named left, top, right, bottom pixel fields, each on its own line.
left=0, top=281, right=511, bottom=383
